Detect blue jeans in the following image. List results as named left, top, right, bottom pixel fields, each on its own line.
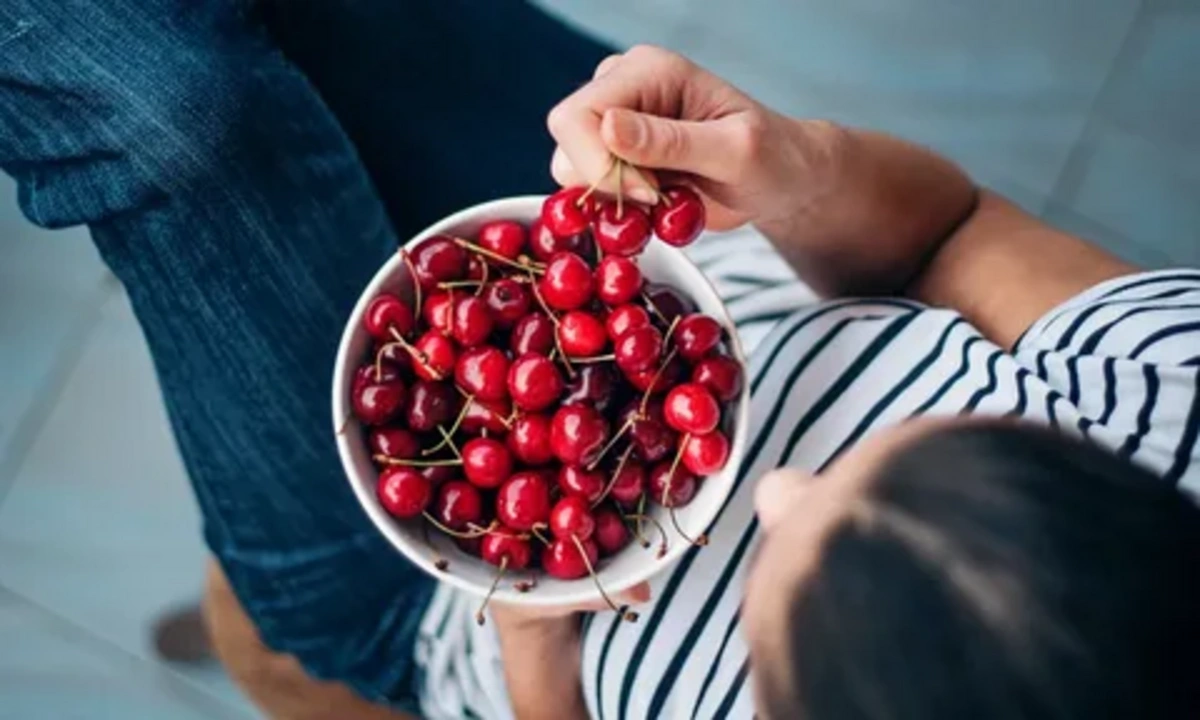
left=0, top=0, right=607, bottom=708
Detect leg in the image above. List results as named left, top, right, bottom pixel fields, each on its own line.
left=0, top=0, right=431, bottom=710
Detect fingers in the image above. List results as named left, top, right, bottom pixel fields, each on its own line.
left=593, top=53, right=624, bottom=79
left=600, top=109, right=751, bottom=181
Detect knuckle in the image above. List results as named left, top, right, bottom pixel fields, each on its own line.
left=546, top=102, right=571, bottom=139
left=728, top=111, right=769, bottom=175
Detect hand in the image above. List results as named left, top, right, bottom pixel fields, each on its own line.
left=546, top=45, right=838, bottom=234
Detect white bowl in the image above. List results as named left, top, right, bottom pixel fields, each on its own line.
left=332, top=196, right=750, bottom=607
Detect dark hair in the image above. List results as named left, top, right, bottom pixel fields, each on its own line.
left=759, top=423, right=1200, bottom=720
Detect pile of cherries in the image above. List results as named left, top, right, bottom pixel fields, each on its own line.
left=347, top=179, right=742, bottom=621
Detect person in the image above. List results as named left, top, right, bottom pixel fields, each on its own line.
left=4, top=1, right=1197, bottom=717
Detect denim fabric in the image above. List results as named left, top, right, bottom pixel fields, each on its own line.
left=0, top=0, right=607, bottom=707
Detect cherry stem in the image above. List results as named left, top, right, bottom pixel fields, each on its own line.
left=452, top=236, right=545, bottom=274
left=572, top=354, right=617, bottom=364
left=373, top=454, right=462, bottom=467
left=374, top=341, right=402, bottom=382
left=476, top=556, right=508, bottom=626
left=424, top=513, right=497, bottom=540
left=588, top=420, right=634, bottom=474
left=664, top=437, right=709, bottom=547
left=593, top=445, right=635, bottom=506
left=571, top=535, right=638, bottom=622
left=577, top=156, right=618, bottom=206
left=388, top=327, right=443, bottom=380
left=422, top=399, right=472, bottom=456
left=642, top=290, right=669, bottom=326
left=633, top=494, right=648, bottom=546
left=475, top=260, right=489, bottom=297
left=438, top=280, right=482, bottom=290
left=527, top=271, right=576, bottom=378
left=623, top=163, right=663, bottom=205
left=401, top=250, right=423, bottom=321
left=663, top=315, right=682, bottom=345
left=623, top=513, right=670, bottom=559
left=421, top=523, right=449, bottom=571
left=639, top=347, right=679, bottom=415
left=530, top=524, right=552, bottom=547
left=439, top=425, right=464, bottom=460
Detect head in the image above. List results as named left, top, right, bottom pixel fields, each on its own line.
left=745, top=420, right=1200, bottom=720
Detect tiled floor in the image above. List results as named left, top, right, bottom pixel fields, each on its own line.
left=1, top=1, right=1197, bottom=717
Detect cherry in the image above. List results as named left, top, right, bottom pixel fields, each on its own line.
left=558, top=464, right=606, bottom=504
left=462, top=437, right=513, bottom=489
left=606, top=304, right=652, bottom=341
left=595, top=256, right=644, bottom=306
left=614, top=325, right=663, bottom=374
left=368, top=426, right=420, bottom=459
left=455, top=346, right=510, bottom=402
left=509, top=313, right=556, bottom=356
left=422, top=291, right=455, bottom=336
left=496, top=471, right=552, bottom=531
left=461, top=397, right=512, bottom=435
left=539, top=252, right=594, bottom=310
left=542, top=187, right=597, bottom=239
left=457, top=535, right=483, bottom=557
left=692, top=355, right=743, bottom=403
left=648, top=462, right=698, bottom=507
left=420, top=464, right=457, bottom=486
left=542, top=537, right=599, bottom=580
left=593, top=507, right=631, bottom=555
left=562, top=363, right=617, bottom=413
left=619, top=401, right=677, bottom=463
left=652, top=186, right=706, bottom=247
left=483, top=278, right=532, bottom=328
left=410, top=235, right=468, bottom=289
left=643, top=283, right=696, bottom=325
left=508, top=414, right=554, bottom=465
left=466, top=254, right=487, bottom=282
left=608, top=460, right=647, bottom=507
left=353, top=363, right=402, bottom=392
left=675, top=314, right=723, bottom=361
left=477, top=220, right=527, bottom=260
left=550, top=405, right=610, bottom=467
left=592, top=200, right=652, bottom=257
left=681, top=431, right=730, bottom=475
left=664, top=383, right=721, bottom=435
left=377, top=467, right=433, bottom=518
left=406, top=380, right=459, bottom=432
left=372, top=343, right=412, bottom=374
left=433, top=481, right=484, bottom=530
left=508, top=354, right=563, bottom=412
left=353, top=380, right=407, bottom=425
left=549, top=496, right=596, bottom=540
left=481, top=530, right=533, bottom=570
left=364, top=293, right=414, bottom=340
left=625, top=355, right=684, bottom=396
left=451, top=295, right=494, bottom=348
left=413, top=330, right=457, bottom=381
left=558, top=310, right=608, bottom=358
left=529, top=217, right=561, bottom=261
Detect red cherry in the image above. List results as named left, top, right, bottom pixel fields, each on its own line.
left=592, top=200, right=652, bottom=256
left=368, top=426, right=420, bottom=459
left=353, top=381, right=407, bottom=425
left=664, top=383, right=721, bottom=435
left=558, top=464, right=606, bottom=504
left=539, top=252, right=594, bottom=311
left=606, top=304, right=652, bottom=341
left=483, top=279, right=532, bottom=328
left=370, top=344, right=412, bottom=375
left=507, top=354, right=563, bottom=412
left=542, top=187, right=597, bottom=239
left=423, top=291, right=455, bottom=335
left=455, top=346, right=510, bottom=402
left=542, top=537, right=599, bottom=580
left=675, top=314, right=723, bottom=361
left=648, top=462, right=698, bottom=508
left=364, top=293, right=414, bottom=340
left=682, top=431, right=730, bottom=475
left=652, top=186, right=706, bottom=247
left=550, top=405, right=610, bottom=466
left=433, top=481, right=483, bottom=530
left=477, top=220, right=527, bottom=260
left=466, top=254, right=487, bottom=282
left=481, top=530, right=533, bottom=569
left=558, top=310, right=608, bottom=357
left=562, top=363, right=616, bottom=413
left=413, top=330, right=457, bottom=381
left=508, top=414, right=554, bottom=465
left=353, top=363, right=402, bottom=393
left=460, top=397, right=512, bottom=435
left=692, top=355, right=743, bottom=403
left=406, top=380, right=459, bottom=432
left=619, top=401, right=677, bottom=463
left=420, top=464, right=457, bottom=486
left=377, top=467, right=433, bottom=518
left=594, top=507, right=631, bottom=555
left=530, top=216, right=592, bottom=261
left=614, top=325, right=664, bottom=374
left=457, top=535, right=483, bottom=557
left=608, top=461, right=647, bottom=507
left=462, top=437, right=513, bottom=489
left=510, top=313, right=556, bottom=356
left=410, top=235, right=468, bottom=289
left=496, top=471, right=552, bottom=530
left=549, top=496, right=596, bottom=541
left=451, top=295, right=494, bottom=348
left=643, top=283, right=696, bottom=325
left=595, top=256, right=644, bottom=306
left=625, top=355, right=684, bottom=396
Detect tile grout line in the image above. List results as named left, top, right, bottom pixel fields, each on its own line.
left=0, top=584, right=253, bottom=719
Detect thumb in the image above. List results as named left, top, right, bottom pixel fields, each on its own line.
left=602, top=108, right=736, bottom=181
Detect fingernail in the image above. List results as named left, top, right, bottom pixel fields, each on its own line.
left=629, top=186, right=658, bottom=205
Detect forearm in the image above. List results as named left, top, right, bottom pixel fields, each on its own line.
left=755, top=121, right=977, bottom=298
left=493, top=611, right=590, bottom=720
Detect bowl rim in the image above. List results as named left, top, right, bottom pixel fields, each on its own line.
left=331, top=195, right=751, bottom=606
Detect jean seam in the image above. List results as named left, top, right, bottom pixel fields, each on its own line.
left=0, top=19, right=33, bottom=49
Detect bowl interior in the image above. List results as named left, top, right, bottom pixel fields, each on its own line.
left=332, top=196, right=750, bottom=606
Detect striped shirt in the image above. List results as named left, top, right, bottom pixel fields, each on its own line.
left=415, top=228, right=1200, bottom=720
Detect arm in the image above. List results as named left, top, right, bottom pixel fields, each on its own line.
left=492, top=610, right=590, bottom=720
